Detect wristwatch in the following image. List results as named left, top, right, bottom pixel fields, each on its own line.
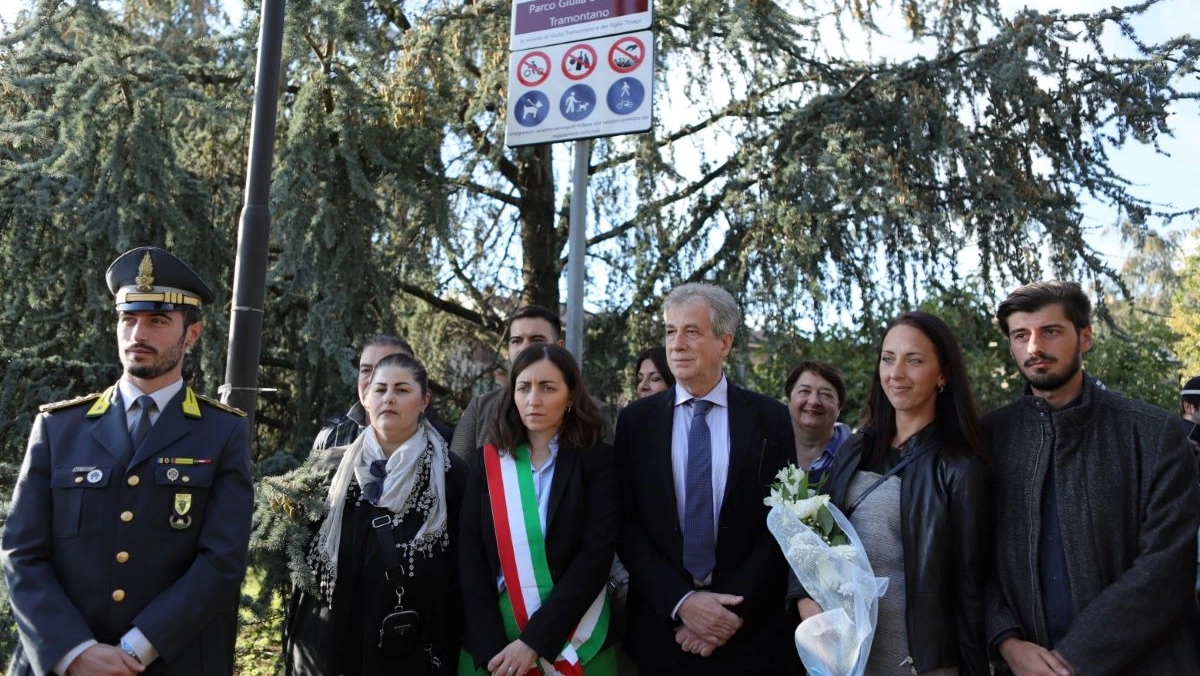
left=119, top=639, right=143, bottom=665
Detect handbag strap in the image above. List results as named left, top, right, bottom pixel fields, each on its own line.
left=370, top=507, right=408, bottom=590
left=843, top=437, right=932, bottom=517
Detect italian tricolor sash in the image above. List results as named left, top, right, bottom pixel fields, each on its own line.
left=484, top=443, right=610, bottom=676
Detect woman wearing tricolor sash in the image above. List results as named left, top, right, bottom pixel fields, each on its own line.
left=460, top=344, right=620, bottom=676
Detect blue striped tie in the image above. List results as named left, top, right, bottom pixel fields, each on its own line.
left=683, top=399, right=715, bottom=583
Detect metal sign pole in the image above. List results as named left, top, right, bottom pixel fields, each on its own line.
left=565, top=138, right=590, bottom=360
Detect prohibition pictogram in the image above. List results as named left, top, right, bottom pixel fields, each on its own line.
left=608, top=36, right=646, bottom=74
left=562, top=43, right=598, bottom=81
left=516, top=51, right=551, bottom=87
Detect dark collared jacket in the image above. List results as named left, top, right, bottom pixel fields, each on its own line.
left=796, top=424, right=992, bottom=676
left=984, top=375, right=1200, bottom=675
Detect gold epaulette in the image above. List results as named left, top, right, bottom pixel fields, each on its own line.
left=195, top=393, right=248, bottom=417
left=39, top=392, right=104, bottom=414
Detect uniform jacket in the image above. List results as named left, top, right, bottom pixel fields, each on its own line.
left=796, top=424, right=992, bottom=676
left=458, top=441, right=618, bottom=668
left=615, top=384, right=794, bottom=673
left=984, top=375, right=1200, bottom=675
left=2, top=385, right=253, bottom=676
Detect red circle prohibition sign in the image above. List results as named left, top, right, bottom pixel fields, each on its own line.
left=516, top=51, right=551, bottom=87
left=562, top=44, right=598, bottom=81
left=608, top=36, right=646, bottom=74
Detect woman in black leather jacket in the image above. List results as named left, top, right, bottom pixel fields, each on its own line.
left=792, top=311, right=992, bottom=676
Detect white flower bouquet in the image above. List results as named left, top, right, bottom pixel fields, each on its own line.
left=765, top=466, right=888, bottom=676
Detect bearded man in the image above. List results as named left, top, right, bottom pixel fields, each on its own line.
left=2, top=247, right=253, bottom=676
left=984, top=280, right=1200, bottom=676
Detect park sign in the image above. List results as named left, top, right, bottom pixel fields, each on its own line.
left=505, top=0, right=654, bottom=147
left=506, top=31, right=654, bottom=147
left=511, top=0, right=651, bottom=51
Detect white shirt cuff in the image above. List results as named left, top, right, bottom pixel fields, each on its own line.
left=54, top=640, right=96, bottom=675
left=672, top=590, right=696, bottom=621
left=120, top=628, right=159, bottom=666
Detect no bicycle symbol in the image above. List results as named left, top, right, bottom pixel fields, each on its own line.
left=608, top=36, right=645, bottom=73
left=516, top=51, right=551, bottom=87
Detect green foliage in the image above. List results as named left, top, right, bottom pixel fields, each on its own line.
left=1170, top=231, right=1200, bottom=378
left=2, top=0, right=1199, bottom=665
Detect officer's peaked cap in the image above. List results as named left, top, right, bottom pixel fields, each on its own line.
left=1183, top=376, right=1200, bottom=398
left=106, top=247, right=215, bottom=312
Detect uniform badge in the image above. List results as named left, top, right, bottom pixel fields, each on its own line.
left=170, top=492, right=193, bottom=530
left=166, top=467, right=180, bottom=481
left=86, top=469, right=103, bottom=484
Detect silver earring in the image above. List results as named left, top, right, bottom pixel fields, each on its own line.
left=937, top=383, right=945, bottom=394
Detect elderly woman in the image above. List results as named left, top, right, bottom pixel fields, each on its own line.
left=460, top=344, right=619, bottom=676
left=285, top=353, right=467, bottom=675
left=784, top=360, right=851, bottom=484
left=791, top=312, right=992, bottom=676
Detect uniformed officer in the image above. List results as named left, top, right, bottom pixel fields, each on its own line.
left=1, top=247, right=254, bottom=676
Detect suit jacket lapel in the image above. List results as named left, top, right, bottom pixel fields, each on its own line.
left=129, top=388, right=189, bottom=468
left=91, top=388, right=134, bottom=464
left=650, top=391, right=681, bottom=531
left=546, top=443, right=578, bottom=531
left=722, top=385, right=755, bottom=519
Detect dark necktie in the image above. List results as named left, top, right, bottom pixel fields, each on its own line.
left=683, top=399, right=715, bottom=584
left=130, top=395, right=156, bottom=448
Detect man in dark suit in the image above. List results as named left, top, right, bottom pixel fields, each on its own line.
left=2, top=247, right=253, bottom=676
left=615, top=283, right=795, bottom=676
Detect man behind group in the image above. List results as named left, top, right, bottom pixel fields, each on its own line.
left=616, top=283, right=795, bottom=675
left=450, top=304, right=611, bottom=459
left=2, top=247, right=254, bottom=675
left=985, top=280, right=1200, bottom=676
left=312, top=334, right=451, bottom=451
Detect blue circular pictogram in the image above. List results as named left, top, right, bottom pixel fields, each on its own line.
left=560, top=85, right=597, bottom=122
left=513, top=90, right=551, bottom=127
left=607, top=78, right=645, bottom=115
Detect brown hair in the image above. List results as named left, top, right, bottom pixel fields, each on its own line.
left=488, top=344, right=605, bottom=452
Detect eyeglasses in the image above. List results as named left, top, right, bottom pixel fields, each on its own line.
left=362, top=459, right=387, bottom=505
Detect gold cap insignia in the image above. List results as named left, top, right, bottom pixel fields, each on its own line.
left=135, top=252, right=155, bottom=292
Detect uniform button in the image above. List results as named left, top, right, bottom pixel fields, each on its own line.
left=182, top=476, right=190, bottom=483
left=127, top=475, right=140, bottom=487
left=112, top=589, right=126, bottom=602
left=75, top=476, right=84, bottom=484
left=120, top=511, right=134, bottom=523
left=115, top=551, right=130, bottom=563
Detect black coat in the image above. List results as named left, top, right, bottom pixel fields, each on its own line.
left=459, top=441, right=619, bottom=668
left=805, top=424, right=992, bottom=676
left=284, top=443, right=467, bottom=676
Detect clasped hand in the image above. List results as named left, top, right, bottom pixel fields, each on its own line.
left=675, top=591, right=743, bottom=656
left=67, top=644, right=144, bottom=676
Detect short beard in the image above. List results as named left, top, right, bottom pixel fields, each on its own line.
left=125, top=333, right=187, bottom=380
left=1021, top=350, right=1083, bottom=393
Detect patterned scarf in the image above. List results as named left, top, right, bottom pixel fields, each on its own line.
left=308, top=417, right=451, bottom=605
